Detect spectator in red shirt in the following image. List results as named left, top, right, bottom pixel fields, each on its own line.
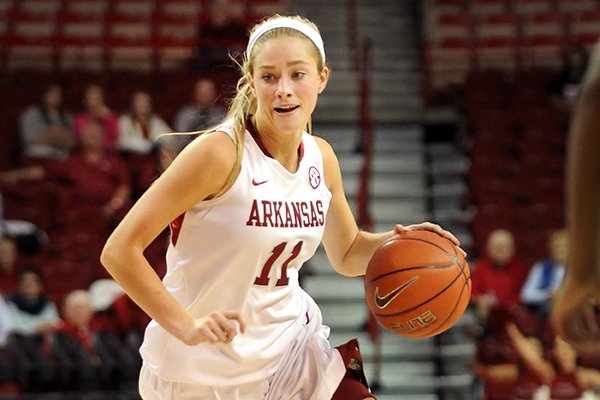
left=51, top=289, right=139, bottom=391
left=471, top=229, right=529, bottom=326
left=0, top=122, right=131, bottom=275
left=0, top=121, right=131, bottom=221
left=74, top=84, right=119, bottom=152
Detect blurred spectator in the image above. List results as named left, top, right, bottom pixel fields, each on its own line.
left=0, top=235, right=19, bottom=293
left=7, top=267, right=60, bottom=335
left=19, top=83, right=75, bottom=164
left=0, top=292, right=15, bottom=347
left=551, top=44, right=589, bottom=112
left=173, top=77, right=227, bottom=134
left=74, top=84, right=120, bottom=152
left=118, top=90, right=173, bottom=198
left=51, top=289, right=103, bottom=391
left=0, top=121, right=131, bottom=221
left=520, top=229, right=568, bottom=321
left=51, top=289, right=139, bottom=391
left=471, top=229, right=529, bottom=325
left=117, top=90, right=172, bottom=155
left=197, top=0, right=247, bottom=71
left=0, top=292, right=18, bottom=395
left=506, top=323, right=600, bottom=399
left=6, top=268, right=59, bottom=391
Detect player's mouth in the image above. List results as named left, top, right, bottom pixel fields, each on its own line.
left=274, top=105, right=299, bottom=114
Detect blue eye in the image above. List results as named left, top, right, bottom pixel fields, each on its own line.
left=262, top=74, right=274, bottom=82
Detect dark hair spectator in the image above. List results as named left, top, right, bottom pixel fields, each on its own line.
left=6, top=267, right=60, bottom=392
left=117, top=90, right=172, bottom=156
left=19, top=83, right=76, bottom=164
left=8, top=267, right=60, bottom=335
left=173, top=77, right=227, bottom=134
left=74, top=84, right=120, bottom=152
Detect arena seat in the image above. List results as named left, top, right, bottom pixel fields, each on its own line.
left=520, top=11, right=568, bottom=67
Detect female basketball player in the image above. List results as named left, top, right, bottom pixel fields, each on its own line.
left=101, top=15, right=462, bottom=399
left=552, top=40, right=600, bottom=354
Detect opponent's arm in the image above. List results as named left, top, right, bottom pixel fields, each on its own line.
left=552, top=41, right=600, bottom=353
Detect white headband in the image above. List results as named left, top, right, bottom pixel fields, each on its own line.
left=246, top=17, right=326, bottom=63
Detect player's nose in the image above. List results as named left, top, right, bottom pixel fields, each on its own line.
left=276, top=76, right=293, bottom=97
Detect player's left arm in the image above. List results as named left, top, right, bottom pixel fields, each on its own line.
left=317, top=137, right=461, bottom=277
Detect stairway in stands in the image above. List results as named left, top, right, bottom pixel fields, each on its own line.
left=292, top=0, right=476, bottom=398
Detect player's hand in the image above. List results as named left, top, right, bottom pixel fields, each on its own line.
left=395, top=223, right=466, bottom=257
left=552, top=277, right=600, bottom=354
left=181, top=311, right=246, bottom=346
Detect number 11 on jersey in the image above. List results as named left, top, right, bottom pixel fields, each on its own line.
left=254, top=241, right=304, bottom=287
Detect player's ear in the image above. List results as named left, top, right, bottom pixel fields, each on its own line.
left=247, top=73, right=255, bottom=91
left=317, top=66, right=329, bottom=94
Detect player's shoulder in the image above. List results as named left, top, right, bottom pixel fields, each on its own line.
left=312, top=135, right=336, bottom=161
left=185, top=130, right=236, bottom=167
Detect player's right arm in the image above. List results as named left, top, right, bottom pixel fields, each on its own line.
left=552, top=41, right=600, bottom=353
left=101, top=131, right=246, bottom=346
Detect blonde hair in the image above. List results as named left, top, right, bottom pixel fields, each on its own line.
left=216, top=14, right=326, bottom=195
left=161, top=16, right=326, bottom=196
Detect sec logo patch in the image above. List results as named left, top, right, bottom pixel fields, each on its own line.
left=308, top=166, right=321, bottom=189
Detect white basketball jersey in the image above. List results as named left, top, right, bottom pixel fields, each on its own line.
left=140, top=121, right=333, bottom=386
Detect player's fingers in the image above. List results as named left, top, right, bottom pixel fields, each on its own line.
left=198, top=324, right=220, bottom=344
left=439, top=229, right=460, bottom=246
left=205, top=317, right=229, bottom=343
left=212, top=313, right=239, bottom=342
left=400, top=222, right=461, bottom=246
left=222, top=311, right=247, bottom=333
left=394, top=224, right=408, bottom=234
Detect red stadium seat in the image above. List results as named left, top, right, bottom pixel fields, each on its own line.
left=557, top=0, right=600, bottom=14
left=105, top=12, right=155, bottom=71
left=15, top=0, right=62, bottom=17
left=521, top=12, right=568, bottom=67
left=475, top=14, right=522, bottom=69
left=424, top=36, right=476, bottom=89
left=156, top=0, right=205, bottom=20
left=62, top=0, right=110, bottom=17
left=434, top=13, right=475, bottom=42
left=469, top=0, right=511, bottom=17
left=512, top=0, right=556, bottom=16
left=55, top=11, right=105, bottom=70
left=153, top=13, right=200, bottom=69
left=111, top=0, right=156, bottom=19
left=569, top=10, right=600, bottom=49
left=3, top=10, right=57, bottom=69
left=246, top=0, right=287, bottom=23
left=430, top=0, right=468, bottom=16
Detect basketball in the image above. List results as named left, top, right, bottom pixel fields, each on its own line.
left=364, top=230, right=471, bottom=338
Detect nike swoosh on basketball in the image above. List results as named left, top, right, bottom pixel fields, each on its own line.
left=252, top=178, right=269, bottom=186
left=374, top=276, right=420, bottom=309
